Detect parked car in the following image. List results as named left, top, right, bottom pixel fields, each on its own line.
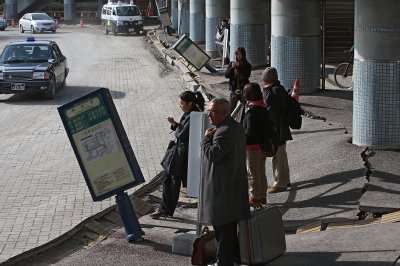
left=0, top=17, right=7, bottom=31
left=0, top=37, right=68, bottom=99
left=19, top=13, right=56, bottom=34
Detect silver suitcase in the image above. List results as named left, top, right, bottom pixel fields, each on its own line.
left=238, top=206, right=286, bottom=265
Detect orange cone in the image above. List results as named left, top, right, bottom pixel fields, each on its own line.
left=11, top=19, right=15, bottom=27
left=291, top=79, right=300, bottom=102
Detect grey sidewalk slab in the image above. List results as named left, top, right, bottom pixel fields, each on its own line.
left=270, top=223, right=400, bottom=266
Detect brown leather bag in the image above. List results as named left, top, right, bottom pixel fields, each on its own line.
left=191, top=226, right=217, bottom=265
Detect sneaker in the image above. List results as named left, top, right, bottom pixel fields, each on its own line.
left=149, top=209, right=168, bottom=219
left=267, top=186, right=287, bottom=193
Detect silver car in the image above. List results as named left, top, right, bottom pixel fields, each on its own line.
left=19, top=13, right=56, bottom=34
left=0, top=17, right=7, bottom=31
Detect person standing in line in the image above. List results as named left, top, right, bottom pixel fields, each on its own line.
left=150, top=91, right=205, bottom=219
left=215, top=18, right=230, bottom=65
left=225, top=47, right=252, bottom=114
left=260, top=67, right=292, bottom=193
left=242, top=83, right=272, bottom=207
left=201, top=98, right=251, bottom=266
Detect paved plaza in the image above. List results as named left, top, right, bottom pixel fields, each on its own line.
left=0, top=25, right=185, bottom=262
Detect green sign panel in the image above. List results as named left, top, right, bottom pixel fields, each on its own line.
left=58, top=88, right=145, bottom=201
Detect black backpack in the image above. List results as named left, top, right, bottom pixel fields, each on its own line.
left=286, top=91, right=302, bottom=130
left=259, top=109, right=278, bottom=156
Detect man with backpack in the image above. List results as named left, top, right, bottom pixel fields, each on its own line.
left=261, top=67, right=292, bottom=193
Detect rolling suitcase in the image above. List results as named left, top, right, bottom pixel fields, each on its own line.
left=238, top=206, right=286, bottom=265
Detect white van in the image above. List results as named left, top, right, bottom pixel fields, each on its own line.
left=101, top=0, right=143, bottom=35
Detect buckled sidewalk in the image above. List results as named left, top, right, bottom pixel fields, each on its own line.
left=143, top=27, right=400, bottom=265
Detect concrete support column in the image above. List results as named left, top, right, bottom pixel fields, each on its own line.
left=205, top=0, right=229, bottom=55
left=5, top=0, right=17, bottom=21
left=171, top=0, right=178, bottom=29
left=190, top=0, right=205, bottom=44
left=271, top=0, right=320, bottom=93
left=352, top=0, right=400, bottom=148
left=230, top=0, right=270, bottom=67
left=178, top=0, right=190, bottom=36
left=64, top=0, right=76, bottom=21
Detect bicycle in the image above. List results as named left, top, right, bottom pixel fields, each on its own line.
left=334, top=49, right=354, bottom=89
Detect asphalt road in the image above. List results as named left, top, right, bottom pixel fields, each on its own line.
left=0, top=25, right=185, bottom=262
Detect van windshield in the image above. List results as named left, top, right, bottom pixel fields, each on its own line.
left=116, top=6, right=140, bottom=16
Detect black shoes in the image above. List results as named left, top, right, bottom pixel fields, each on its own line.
left=150, top=209, right=169, bottom=219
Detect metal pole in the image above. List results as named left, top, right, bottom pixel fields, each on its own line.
left=115, top=192, right=145, bottom=242
left=321, top=0, right=326, bottom=90
left=195, top=115, right=209, bottom=237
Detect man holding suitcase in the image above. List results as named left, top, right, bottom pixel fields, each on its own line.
left=201, top=98, right=251, bottom=266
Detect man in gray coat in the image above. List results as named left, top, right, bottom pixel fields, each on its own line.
left=201, top=97, right=251, bottom=266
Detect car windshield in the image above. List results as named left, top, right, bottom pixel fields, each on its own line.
left=32, top=14, right=52, bottom=20
left=0, top=44, right=52, bottom=64
left=116, top=6, right=140, bottom=16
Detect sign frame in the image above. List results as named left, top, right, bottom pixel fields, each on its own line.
left=158, top=7, right=172, bottom=27
left=171, top=34, right=211, bottom=71
left=58, top=88, right=145, bottom=202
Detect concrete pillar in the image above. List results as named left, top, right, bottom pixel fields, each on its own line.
left=230, top=0, right=270, bottom=67
left=271, top=0, right=320, bottom=93
left=98, top=0, right=104, bottom=20
left=171, top=0, right=178, bottom=29
left=178, top=0, right=190, bottom=36
left=5, top=0, right=17, bottom=21
left=205, top=0, right=229, bottom=56
left=352, top=0, right=400, bottom=148
left=190, top=0, right=205, bottom=44
left=64, top=0, right=76, bottom=21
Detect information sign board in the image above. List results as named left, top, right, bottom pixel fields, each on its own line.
left=159, top=7, right=172, bottom=27
left=58, top=88, right=145, bottom=201
left=171, top=34, right=211, bottom=71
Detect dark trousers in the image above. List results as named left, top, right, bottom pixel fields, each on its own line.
left=213, top=222, right=240, bottom=266
left=160, top=172, right=181, bottom=216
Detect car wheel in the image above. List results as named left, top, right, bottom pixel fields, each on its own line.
left=52, top=29, right=56, bottom=33
left=105, top=24, right=109, bottom=35
left=20, top=25, right=24, bottom=33
left=113, top=26, right=117, bottom=36
left=44, top=80, right=56, bottom=99
left=31, top=26, right=35, bottom=34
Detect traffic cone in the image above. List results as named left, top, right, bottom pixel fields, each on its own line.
left=11, top=19, right=15, bottom=27
left=291, top=79, right=300, bottom=102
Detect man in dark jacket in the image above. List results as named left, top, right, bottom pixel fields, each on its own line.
left=201, top=98, right=251, bottom=265
left=261, top=67, right=292, bottom=193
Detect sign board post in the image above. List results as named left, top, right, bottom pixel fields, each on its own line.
left=58, top=88, right=145, bottom=242
left=186, top=112, right=211, bottom=236
left=171, top=34, right=211, bottom=71
left=158, top=7, right=172, bottom=43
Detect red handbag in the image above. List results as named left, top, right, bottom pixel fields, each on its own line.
left=191, top=226, right=217, bottom=265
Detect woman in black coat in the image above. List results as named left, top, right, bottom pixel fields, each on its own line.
left=242, top=83, right=273, bottom=208
left=225, top=47, right=252, bottom=114
left=151, top=91, right=205, bottom=219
